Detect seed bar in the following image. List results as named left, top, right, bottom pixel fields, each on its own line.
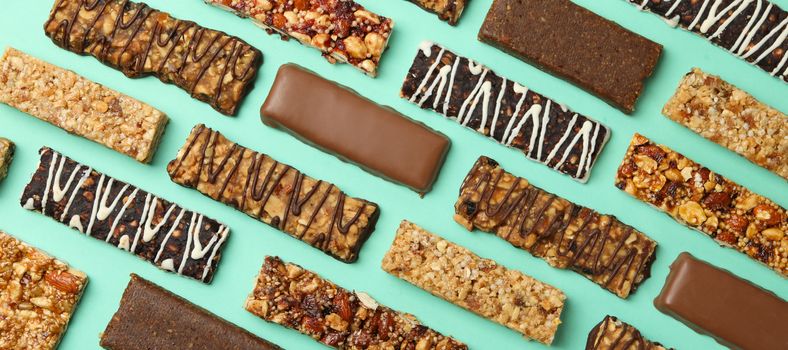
left=0, top=137, right=13, bottom=182
left=245, top=256, right=467, bottom=349
left=0, top=231, right=87, bottom=350
left=44, top=0, right=262, bottom=116
left=20, top=147, right=230, bottom=283
left=405, top=0, right=467, bottom=25
left=586, top=315, right=671, bottom=350
left=402, top=42, right=611, bottom=182
left=663, top=68, right=787, bottom=179
left=204, top=0, right=392, bottom=77
left=381, top=220, right=565, bottom=345
left=455, top=156, right=657, bottom=298
left=167, top=124, right=379, bottom=263
left=615, top=134, right=787, bottom=276
left=0, top=48, right=167, bottom=163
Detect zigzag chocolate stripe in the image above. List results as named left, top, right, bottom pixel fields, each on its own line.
left=586, top=315, right=671, bottom=350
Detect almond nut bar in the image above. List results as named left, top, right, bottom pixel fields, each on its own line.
left=381, top=220, right=566, bottom=345
left=167, top=124, right=379, bottom=263
left=615, top=134, right=787, bottom=276
left=21, top=147, right=230, bottom=283
left=455, top=156, right=657, bottom=298
left=205, top=0, right=392, bottom=77
left=0, top=48, right=167, bottom=163
left=0, top=231, right=87, bottom=350
left=44, top=0, right=262, bottom=116
left=0, top=137, right=13, bottom=182
left=245, top=256, right=467, bottom=349
left=586, top=315, right=671, bottom=350
left=405, top=0, right=467, bottom=25
left=663, top=68, right=787, bottom=179
left=402, top=42, right=611, bottom=182
left=625, top=0, right=788, bottom=83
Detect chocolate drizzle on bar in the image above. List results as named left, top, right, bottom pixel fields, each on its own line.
left=585, top=315, right=671, bottom=350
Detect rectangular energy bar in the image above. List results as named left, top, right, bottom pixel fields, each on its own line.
left=44, top=0, right=262, bottom=116
left=455, top=156, right=657, bottom=298
left=21, top=147, right=230, bottom=283
left=405, top=0, right=467, bottom=25
left=478, top=0, right=662, bottom=113
left=245, top=256, right=467, bottom=350
left=663, top=68, right=787, bottom=179
left=167, top=124, right=379, bottom=263
left=585, top=315, right=671, bottom=350
left=0, top=48, right=167, bottom=163
left=402, top=42, right=611, bottom=182
left=0, top=137, right=13, bottom=182
left=0, top=231, right=87, bottom=350
left=381, top=220, right=565, bottom=345
left=204, top=0, right=392, bottom=77
left=615, top=134, right=787, bottom=276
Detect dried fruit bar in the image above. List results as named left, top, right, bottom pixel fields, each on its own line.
left=0, top=48, right=167, bottom=163
left=455, top=156, right=657, bottom=298
left=381, top=220, right=566, bottom=345
left=167, top=124, right=379, bottom=263
left=402, top=42, right=611, bottom=182
left=101, top=274, right=282, bottom=350
left=44, top=0, right=262, bottom=116
left=405, top=0, right=467, bottom=25
left=0, top=137, right=13, bottom=182
left=625, top=0, right=788, bottom=82
left=205, top=0, right=392, bottom=77
left=615, top=134, right=787, bottom=276
left=0, top=231, right=87, bottom=350
left=586, top=315, right=671, bottom=350
left=245, top=256, right=467, bottom=349
left=21, top=147, right=230, bottom=283
left=663, top=68, right=787, bottom=179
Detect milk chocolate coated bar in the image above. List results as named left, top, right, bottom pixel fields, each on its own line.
left=0, top=138, right=13, bottom=182
left=21, top=147, right=229, bottom=283
left=402, top=42, right=611, bottom=182
left=44, top=0, right=262, bottom=115
left=455, top=156, right=657, bottom=298
left=479, top=0, right=662, bottom=113
left=167, top=124, right=379, bottom=263
left=586, top=316, right=671, bottom=350
left=245, top=256, right=467, bottom=349
left=406, top=0, right=467, bottom=25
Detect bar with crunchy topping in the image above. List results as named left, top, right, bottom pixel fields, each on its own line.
left=0, top=231, right=87, bottom=350
left=455, top=156, right=657, bottom=298
left=245, top=256, right=467, bottom=349
left=44, top=0, right=262, bottom=116
left=381, top=220, right=565, bottom=345
left=586, top=315, right=671, bottom=350
left=405, top=0, right=467, bottom=25
left=0, top=137, right=13, bottom=182
left=615, top=134, right=787, bottom=276
left=167, top=124, right=379, bottom=263
left=21, top=147, right=230, bottom=283
left=663, top=68, right=787, bottom=179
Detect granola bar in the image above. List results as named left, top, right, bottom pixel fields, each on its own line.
left=662, top=68, right=787, bottom=180
left=167, top=124, right=379, bottom=263
left=0, top=48, right=167, bottom=163
left=402, top=42, right=611, bottom=182
left=405, top=0, right=467, bottom=25
left=0, top=138, right=13, bottom=182
left=586, top=315, right=671, bottom=350
left=381, top=220, right=565, bottom=345
left=245, top=256, right=467, bottom=349
left=21, top=147, right=230, bottom=283
left=455, top=156, right=657, bottom=298
left=615, top=134, right=787, bottom=276
left=205, top=0, right=392, bottom=77
left=0, top=231, right=87, bottom=350
left=44, top=0, right=262, bottom=116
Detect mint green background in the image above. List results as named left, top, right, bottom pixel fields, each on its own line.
left=1, top=1, right=786, bottom=349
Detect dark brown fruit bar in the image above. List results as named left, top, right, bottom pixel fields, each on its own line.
left=455, top=156, right=657, bottom=298
left=406, top=0, right=467, bottom=25
left=44, top=0, right=262, bottom=116
left=21, top=147, right=230, bottom=283
left=626, top=0, right=788, bottom=83
left=246, top=256, right=467, bottom=350
left=586, top=315, right=672, bottom=350
left=402, top=42, right=611, bottom=182
left=478, top=0, right=662, bottom=113
left=167, top=124, right=379, bottom=263
left=101, top=274, right=281, bottom=350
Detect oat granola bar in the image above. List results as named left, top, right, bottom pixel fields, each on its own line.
left=205, top=0, right=392, bottom=77
left=381, top=220, right=566, bottom=345
left=455, top=156, right=657, bottom=298
left=663, top=68, right=787, bottom=179
left=615, top=134, right=787, bottom=276
left=21, top=147, right=230, bottom=283
left=167, top=124, right=379, bottom=263
left=0, top=138, right=13, bottom=182
left=44, top=0, right=262, bottom=116
left=586, top=315, right=671, bottom=350
left=405, top=0, right=467, bottom=25
left=245, top=256, right=467, bottom=349
left=0, top=231, right=87, bottom=350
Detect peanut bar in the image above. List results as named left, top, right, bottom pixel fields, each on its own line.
left=585, top=315, right=671, bottom=350
left=0, top=137, right=13, bottom=182
left=405, top=0, right=467, bottom=25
